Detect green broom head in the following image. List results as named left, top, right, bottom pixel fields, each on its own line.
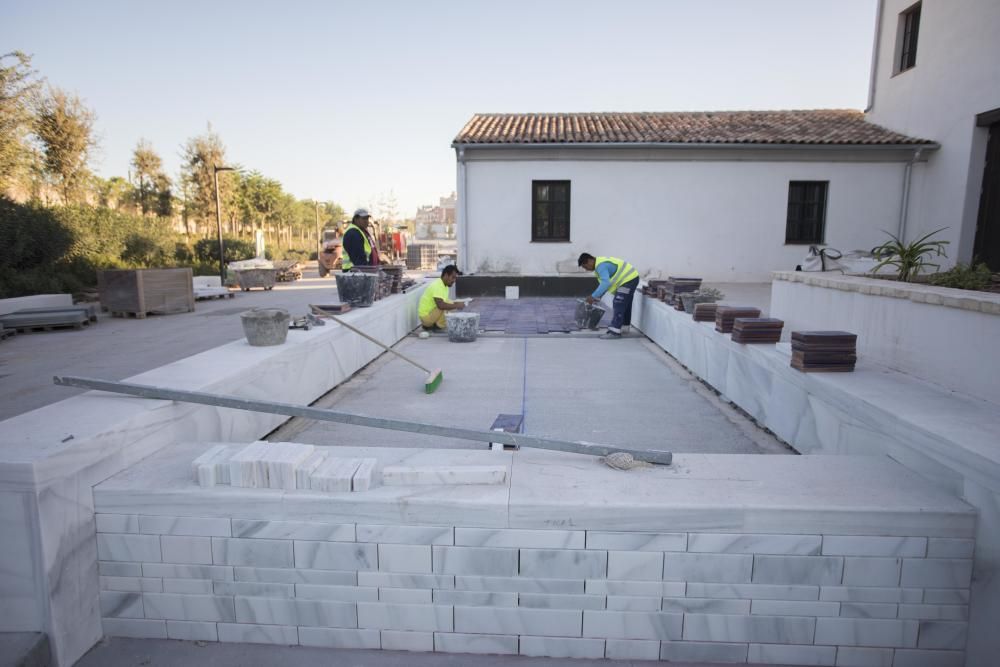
left=424, top=369, right=443, bottom=394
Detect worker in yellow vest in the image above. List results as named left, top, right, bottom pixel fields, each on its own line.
left=342, top=208, right=378, bottom=271
left=418, top=265, right=465, bottom=331
left=577, top=253, right=640, bottom=339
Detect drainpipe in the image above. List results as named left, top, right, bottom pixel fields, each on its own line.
left=865, top=0, right=884, bottom=113
left=898, top=148, right=924, bottom=242
left=456, top=146, right=469, bottom=272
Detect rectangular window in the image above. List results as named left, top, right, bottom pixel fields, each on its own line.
left=785, top=181, right=828, bottom=244
left=897, top=2, right=921, bottom=73
left=531, top=180, right=570, bottom=242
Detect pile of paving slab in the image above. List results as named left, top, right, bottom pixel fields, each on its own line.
left=0, top=303, right=98, bottom=336
left=192, top=442, right=507, bottom=493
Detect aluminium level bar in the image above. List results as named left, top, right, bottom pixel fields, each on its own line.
left=53, top=375, right=673, bottom=465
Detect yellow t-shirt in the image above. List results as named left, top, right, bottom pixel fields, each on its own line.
left=418, top=278, right=451, bottom=318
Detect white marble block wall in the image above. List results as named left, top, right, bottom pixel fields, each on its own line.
left=96, top=514, right=973, bottom=665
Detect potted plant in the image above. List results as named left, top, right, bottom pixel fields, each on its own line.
left=870, top=228, right=949, bottom=282
left=681, top=287, right=725, bottom=313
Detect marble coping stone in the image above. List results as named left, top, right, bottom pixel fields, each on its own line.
left=94, top=442, right=975, bottom=537
left=772, top=271, right=1000, bottom=316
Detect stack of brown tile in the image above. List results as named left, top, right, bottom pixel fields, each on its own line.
left=791, top=331, right=858, bottom=372
left=692, top=303, right=717, bottom=322
left=731, top=318, right=784, bottom=344
left=665, top=277, right=702, bottom=305
left=645, top=280, right=670, bottom=298
left=715, top=306, right=761, bottom=333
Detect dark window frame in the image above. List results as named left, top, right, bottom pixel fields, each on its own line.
left=898, top=2, right=921, bottom=73
left=785, top=181, right=829, bottom=245
left=531, top=180, right=571, bottom=243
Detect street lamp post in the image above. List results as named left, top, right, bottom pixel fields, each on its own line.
left=213, top=165, right=236, bottom=283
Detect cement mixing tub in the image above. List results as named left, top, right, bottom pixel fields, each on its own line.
left=240, top=308, right=290, bottom=346
left=335, top=272, right=378, bottom=307
left=235, top=268, right=278, bottom=291
left=446, top=312, right=480, bottom=343
left=575, top=299, right=606, bottom=330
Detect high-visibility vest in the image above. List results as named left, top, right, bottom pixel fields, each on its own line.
left=595, top=256, right=639, bottom=293
left=341, top=223, right=371, bottom=270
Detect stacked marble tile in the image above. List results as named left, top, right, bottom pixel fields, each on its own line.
left=664, top=277, right=702, bottom=305
left=191, top=445, right=239, bottom=486
left=731, top=318, right=784, bottom=344
left=791, top=331, right=858, bottom=373
left=714, top=306, right=762, bottom=333
left=691, top=302, right=717, bottom=322
left=310, top=457, right=378, bottom=493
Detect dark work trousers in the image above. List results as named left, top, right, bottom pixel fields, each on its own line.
left=608, top=277, right=639, bottom=333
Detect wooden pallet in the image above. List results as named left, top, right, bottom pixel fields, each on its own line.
left=194, top=292, right=235, bottom=301
left=110, top=310, right=148, bottom=319
left=10, top=320, right=89, bottom=333
left=0, top=328, right=16, bottom=341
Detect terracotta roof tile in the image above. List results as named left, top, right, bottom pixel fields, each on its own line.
left=453, top=110, right=933, bottom=146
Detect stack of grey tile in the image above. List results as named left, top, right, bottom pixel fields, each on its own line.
left=664, top=277, right=702, bottom=305
left=731, top=318, right=784, bottom=344
left=714, top=306, right=761, bottom=333
left=791, top=331, right=858, bottom=372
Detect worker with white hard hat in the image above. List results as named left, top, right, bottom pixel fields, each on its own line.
left=342, top=208, right=379, bottom=271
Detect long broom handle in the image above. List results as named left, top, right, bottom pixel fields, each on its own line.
left=319, top=310, right=431, bottom=374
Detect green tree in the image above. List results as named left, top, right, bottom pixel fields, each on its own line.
left=33, top=86, right=98, bottom=204
left=238, top=170, right=283, bottom=241
left=0, top=51, right=41, bottom=192
left=180, top=127, right=229, bottom=229
left=131, top=139, right=164, bottom=216
left=95, top=176, right=132, bottom=210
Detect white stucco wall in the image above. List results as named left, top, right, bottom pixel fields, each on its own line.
left=461, top=157, right=907, bottom=281
left=867, top=0, right=1000, bottom=262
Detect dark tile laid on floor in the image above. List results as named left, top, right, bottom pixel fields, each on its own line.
left=469, top=297, right=608, bottom=334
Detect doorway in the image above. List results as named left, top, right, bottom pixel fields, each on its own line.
left=973, top=112, right=1000, bottom=270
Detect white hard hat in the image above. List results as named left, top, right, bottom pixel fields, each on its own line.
left=353, top=208, right=371, bottom=218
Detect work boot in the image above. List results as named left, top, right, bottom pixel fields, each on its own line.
left=599, top=331, right=622, bottom=340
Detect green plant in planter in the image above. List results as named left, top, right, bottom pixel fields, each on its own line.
left=871, top=228, right=949, bottom=282
left=929, top=262, right=993, bottom=290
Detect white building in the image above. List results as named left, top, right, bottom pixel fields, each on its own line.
left=454, top=0, right=999, bottom=280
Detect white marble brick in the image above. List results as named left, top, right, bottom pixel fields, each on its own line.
left=379, top=587, right=431, bottom=604
left=295, top=541, right=376, bottom=571
left=662, top=553, right=751, bottom=583
left=166, top=620, right=218, bottom=641
left=892, top=648, right=965, bottom=667
left=358, top=602, right=453, bottom=632
left=217, top=622, right=298, bottom=645
left=140, top=516, right=231, bottom=537
left=814, top=617, right=918, bottom=647
left=433, top=590, right=516, bottom=607
left=842, top=557, right=902, bottom=587
left=922, top=589, right=969, bottom=605
left=821, top=586, right=922, bottom=603
left=96, top=514, right=139, bottom=534
left=661, top=597, right=750, bottom=614
left=607, top=551, right=662, bottom=581
left=231, top=519, right=353, bottom=541
left=381, top=464, right=506, bottom=486
left=100, top=591, right=143, bottom=618
left=834, top=646, right=893, bottom=667
left=585, top=531, right=686, bottom=551
left=163, top=579, right=214, bottom=594
left=263, top=442, right=315, bottom=490
left=606, top=596, right=661, bottom=611
left=310, top=457, right=363, bottom=492
left=456, top=606, right=581, bottom=637
left=212, top=537, right=292, bottom=567
left=358, top=572, right=453, bottom=589
left=901, top=559, right=973, bottom=588
left=100, top=576, right=162, bottom=593
left=685, top=582, right=819, bottom=600
left=143, top=593, right=236, bottom=622
left=582, top=610, right=682, bottom=640
left=352, top=458, right=378, bottom=491
left=213, top=581, right=294, bottom=598
left=823, top=536, right=926, bottom=557
left=356, top=524, right=453, bottom=545
left=98, top=534, right=161, bottom=562
left=752, top=554, right=844, bottom=585
left=160, top=536, right=213, bottom=565
left=751, top=599, right=839, bottom=617
left=683, top=613, right=815, bottom=643
left=455, top=528, right=585, bottom=549
left=454, top=575, right=582, bottom=593
left=518, top=593, right=605, bottom=610
left=605, top=638, right=659, bottom=660
left=100, top=562, right=142, bottom=577
left=228, top=442, right=269, bottom=488
left=295, top=450, right=328, bottom=490
left=433, top=546, right=518, bottom=576
left=689, top=533, right=821, bottom=555
left=916, top=620, right=967, bottom=649
left=520, top=635, right=605, bottom=658
left=659, top=640, right=748, bottom=663
left=586, top=580, right=685, bottom=597
left=379, top=544, right=431, bottom=573
left=380, top=630, right=433, bottom=651
left=235, top=597, right=357, bottom=627
left=298, top=627, right=380, bottom=649
left=840, top=602, right=899, bottom=618
left=295, top=584, right=378, bottom=602
left=925, top=538, right=975, bottom=559
left=748, top=643, right=836, bottom=666
left=434, top=632, right=518, bottom=655
left=143, top=563, right=233, bottom=581
left=102, top=618, right=167, bottom=639
left=237, top=567, right=356, bottom=585
left=192, top=444, right=235, bottom=487
left=519, top=549, right=607, bottom=579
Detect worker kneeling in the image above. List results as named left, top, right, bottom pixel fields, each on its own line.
left=578, top=252, right=639, bottom=339
left=418, top=264, right=464, bottom=331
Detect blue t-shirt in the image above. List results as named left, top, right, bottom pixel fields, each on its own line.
left=592, top=261, right=617, bottom=298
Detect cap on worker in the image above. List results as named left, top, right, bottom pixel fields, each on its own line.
left=353, top=208, right=371, bottom=218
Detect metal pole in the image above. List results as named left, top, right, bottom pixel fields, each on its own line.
left=314, top=201, right=322, bottom=263
left=52, top=375, right=673, bottom=465
left=213, top=166, right=226, bottom=283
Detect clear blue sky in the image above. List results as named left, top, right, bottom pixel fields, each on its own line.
left=4, top=0, right=878, bottom=216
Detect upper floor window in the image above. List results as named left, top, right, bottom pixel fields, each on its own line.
left=531, top=180, right=570, bottom=242
left=786, top=181, right=828, bottom=245
left=896, top=2, right=921, bottom=73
